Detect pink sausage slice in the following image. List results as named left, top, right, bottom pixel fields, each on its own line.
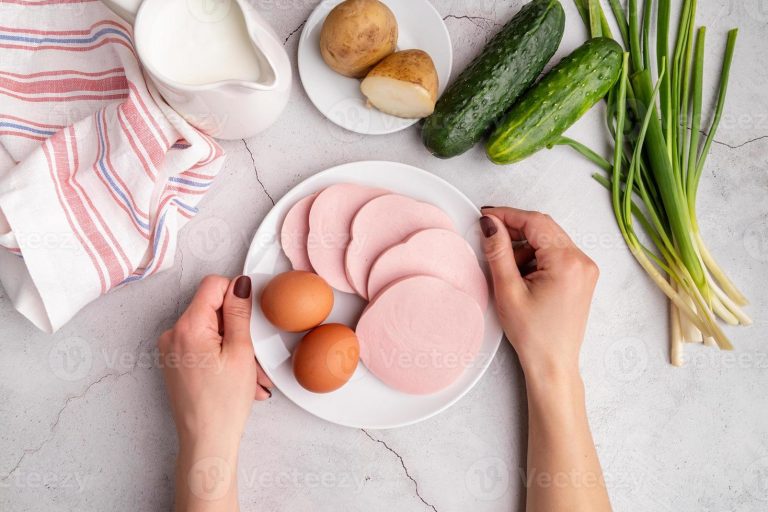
left=356, top=275, right=485, bottom=395
left=308, top=184, right=388, bottom=293
left=345, top=194, right=455, bottom=299
left=367, top=228, right=489, bottom=311
left=280, top=192, right=318, bottom=271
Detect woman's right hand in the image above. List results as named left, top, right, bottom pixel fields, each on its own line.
left=479, top=207, right=599, bottom=379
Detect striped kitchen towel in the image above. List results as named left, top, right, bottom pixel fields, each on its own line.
left=0, top=0, right=225, bottom=332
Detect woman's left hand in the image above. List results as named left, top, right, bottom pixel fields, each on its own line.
left=159, top=274, right=272, bottom=510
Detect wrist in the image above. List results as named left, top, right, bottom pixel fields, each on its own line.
left=520, top=354, right=580, bottom=383
left=179, top=430, right=241, bottom=462
left=177, top=418, right=243, bottom=456
left=520, top=357, right=583, bottom=402
left=176, top=440, right=240, bottom=511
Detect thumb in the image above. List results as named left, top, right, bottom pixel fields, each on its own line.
left=480, top=215, right=524, bottom=299
left=222, top=275, right=254, bottom=352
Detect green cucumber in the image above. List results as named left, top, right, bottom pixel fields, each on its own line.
left=486, top=37, right=623, bottom=165
left=421, top=0, right=564, bottom=158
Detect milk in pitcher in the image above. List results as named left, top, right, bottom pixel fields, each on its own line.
left=141, top=0, right=267, bottom=85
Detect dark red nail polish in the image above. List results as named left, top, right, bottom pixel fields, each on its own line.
left=234, top=275, right=251, bottom=299
left=480, top=216, right=497, bottom=238
left=481, top=205, right=495, bottom=210
left=261, top=384, right=272, bottom=398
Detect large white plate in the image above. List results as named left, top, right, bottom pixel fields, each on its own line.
left=244, top=161, right=503, bottom=429
left=297, top=0, right=452, bottom=135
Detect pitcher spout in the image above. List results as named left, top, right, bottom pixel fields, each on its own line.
left=235, top=0, right=290, bottom=92
left=131, top=0, right=292, bottom=138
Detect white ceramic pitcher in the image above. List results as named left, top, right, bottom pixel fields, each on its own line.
left=102, top=0, right=291, bottom=140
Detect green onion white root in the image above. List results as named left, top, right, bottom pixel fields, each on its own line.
left=564, top=0, right=751, bottom=365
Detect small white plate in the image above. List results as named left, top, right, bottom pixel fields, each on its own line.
left=297, top=0, right=453, bottom=135
left=244, top=161, right=503, bottom=429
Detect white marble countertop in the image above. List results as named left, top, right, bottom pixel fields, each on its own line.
left=2, top=1, right=767, bottom=511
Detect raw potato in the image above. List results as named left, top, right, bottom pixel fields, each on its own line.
left=360, top=49, right=438, bottom=119
left=320, top=0, right=398, bottom=78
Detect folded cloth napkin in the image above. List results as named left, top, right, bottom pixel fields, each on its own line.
left=0, top=0, right=226, bottom=332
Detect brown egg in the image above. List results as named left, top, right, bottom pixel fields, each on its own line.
left=260, top=271, right=334, bottom=332
left=293, top=323, right=360, bottom=393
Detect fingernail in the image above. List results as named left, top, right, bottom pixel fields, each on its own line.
left=480, top=216, right=497, bottom=238
left=481, top=205, right=494, bottom=210
left=234, top=275, right=251, bottom=299
left=260, top=384, right=272, bottom=398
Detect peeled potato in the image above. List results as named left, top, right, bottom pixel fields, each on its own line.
left=360, top=49, right=438, bottom=119
left=320, top=0, right=398, bottom=78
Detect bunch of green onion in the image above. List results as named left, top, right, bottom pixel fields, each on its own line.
left=561, top=0, right=751, bottom=365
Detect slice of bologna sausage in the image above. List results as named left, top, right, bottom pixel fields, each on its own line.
left=367, top=228, right=489, bottom=311
left=345, top=194, right=454, bottom=299
left=280, top=192, right=319, bottom=271
left=356, top=275, right=485, bottom=395
left=307, top=184, right=388, bottom=293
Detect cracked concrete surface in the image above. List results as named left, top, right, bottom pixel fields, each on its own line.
left=1, top=372, right=127, bottom=481
left=1, top=329, right=152, bottom=482
left=443, top=13, right=499, bottom=29
left=712, top=134, right=768, bottom=150
left=242, top=139, right=276, bottom=206
left=283, top=18, right=307, bottom=45
left=361, top=429, right=438, bottom=512
left=1, top=1, right=767, bottom=511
